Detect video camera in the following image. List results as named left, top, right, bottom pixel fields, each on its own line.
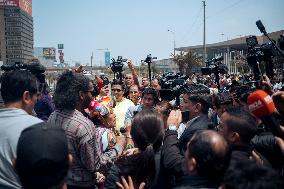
left=160, top=72, right=188, bottom=89
left=201, top=56, right=228, bottom=75
left=246, top=20, right=284, bottom=81
left=1, top=62, right=46, bottom=84
left=143, top=54, right=157, bottom=81
left=110, top=56, right=127, bottom=81
left=110, top=56, right=127, bottom=74
left=201, top=55, right=228, bottom=90
left=144, top=54, right=157, bottom=64
left=160, top=72, right=189, bottom=103
left=246, top=35, right=276, bottom=80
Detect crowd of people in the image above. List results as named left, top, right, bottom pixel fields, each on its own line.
left=0, top=59, right=284, bottom=189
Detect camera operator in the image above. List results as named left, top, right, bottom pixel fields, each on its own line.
left=0, top=70, right=43, bottom=188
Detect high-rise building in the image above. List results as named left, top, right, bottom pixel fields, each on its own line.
left=0, top=0, right=33, bottom=64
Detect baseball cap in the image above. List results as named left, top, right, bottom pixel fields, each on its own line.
left=16, top=122, right=69, bottom=189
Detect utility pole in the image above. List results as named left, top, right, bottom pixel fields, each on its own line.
left=90, top=52, right=93, bottom=74
left=167, top=29, right=176, bottom=57
left=168, top=29, right=177, bottom=72
left=173, top=35, right=176, bottom=57
left=203, top=1, right=206, bottom=66
left=227, top=37, right=230, bottom=73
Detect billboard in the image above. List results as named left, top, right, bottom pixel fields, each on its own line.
left=0, top=0, right=32, bottom=16
left=42, top=48, right=56, bottom=60
left=43, top=48, right=55, bottom=56
left=19, top=0, right=32, bottom=16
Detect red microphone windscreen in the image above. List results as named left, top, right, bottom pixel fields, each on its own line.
left=247, top=90, right=275, bottom=117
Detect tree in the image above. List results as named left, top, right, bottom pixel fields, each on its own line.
left=172, top=50, right=203, bottom=75
left=173, top=51, right=187, bottom=74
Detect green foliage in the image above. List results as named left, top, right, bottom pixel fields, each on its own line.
left=172, top=51, right=203, bottom=75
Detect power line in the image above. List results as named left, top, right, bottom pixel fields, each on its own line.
left=179, top=0, right=247, bottom=48
left=183, top=22, right=203, bottom=45
left=206, top=0, right=247, bottom=19
left=179, top=5, right=203, bottom=42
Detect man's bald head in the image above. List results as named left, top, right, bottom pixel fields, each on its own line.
left=186, top=130, right=231, bottom=182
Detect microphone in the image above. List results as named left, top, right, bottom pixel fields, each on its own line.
left=247, top=90, right=284, bottom=138
left=247, top=90, right=275, bottom=117
left=120, top=127, right=126, bottom=134
left=256, top=20, right=267, bottom=35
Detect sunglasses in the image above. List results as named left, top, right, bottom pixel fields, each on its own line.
left=112, top=88, right=122, bottom=92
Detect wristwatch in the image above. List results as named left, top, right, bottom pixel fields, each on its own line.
left=168, top=124, right=177, bottom=131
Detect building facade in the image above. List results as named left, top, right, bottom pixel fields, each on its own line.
left=176, top=30, right=284, bottom=74
left=153, top=58, right=178, bottom=73
left=0, top=0, right=33, bottom=64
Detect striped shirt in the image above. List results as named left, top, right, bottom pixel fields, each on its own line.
left=48, top=109, right=123, bottom=187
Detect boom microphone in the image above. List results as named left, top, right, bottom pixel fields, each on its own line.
left=255, top=20, right=284, bottom=58
left=256, top=20, right=267, bottom=35
left=247, top=90, right=284, bottom=138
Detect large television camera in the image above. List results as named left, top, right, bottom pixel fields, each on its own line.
left=247, top=20, right=284, bottom=81
left=246, top=35, right=276, bottom=80
left=144, top=54, right=157, bottom=64
left=201, top=55, right=228, bottom=75
left=110, top=56, right=127, bottom=81
left=160, top=72, right=189, bottom=104
left=1, top=62, right=46, bottom=84
left=143, top=54, right=157, bottom=81
left=110, top=56, right=127, bottom=73
left=201, top=55, right=228, bottom=90
left=160, top=72, right=188, bottom=89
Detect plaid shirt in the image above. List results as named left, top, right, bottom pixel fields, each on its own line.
left=48, top=109, right=123, bottom=187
